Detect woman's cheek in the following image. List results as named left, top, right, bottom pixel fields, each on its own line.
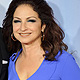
left=13, top=24, right=20, bottom=31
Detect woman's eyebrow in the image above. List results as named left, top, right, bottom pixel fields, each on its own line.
left=27, top=16, right=37, bottom=19
left=13, top=17, right=21, bottom=20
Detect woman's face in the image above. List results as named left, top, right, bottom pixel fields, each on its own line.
left=12, top=4, right=45, bottom=45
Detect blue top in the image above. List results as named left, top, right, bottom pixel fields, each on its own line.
left=8, top=49, right=80, bottom=80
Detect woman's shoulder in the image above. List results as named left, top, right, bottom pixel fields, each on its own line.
left=43, top=50, right=74, bottom=71
left=58, top=50, right=79, bottom=68
left=45, top=50, right=75, bottom=66
left=49, top=50, right=80, bottom=80
left=9, top=49, right=22, bottom=62
left=45, top=50, right=79, bottom=73
left=57, top=50, right=74, bottom=61
left=55, top=50, right=77, bottom=67
left=9, top=53, right=17, bottom=61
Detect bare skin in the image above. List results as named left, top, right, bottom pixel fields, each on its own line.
left=15, top=44, right=45, bottom=80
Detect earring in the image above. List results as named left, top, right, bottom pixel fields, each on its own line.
left=41, top=31, right=45, bottom=41
left=11, top=33, right=17, bottom=41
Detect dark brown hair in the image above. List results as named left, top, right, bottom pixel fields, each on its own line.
left=2, top=0, right=68, bottom=60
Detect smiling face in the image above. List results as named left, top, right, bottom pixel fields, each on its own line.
left=12, top=4, right=45, bottom=45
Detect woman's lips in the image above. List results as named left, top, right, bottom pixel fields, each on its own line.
left=19, top=33, right=31, bottom=37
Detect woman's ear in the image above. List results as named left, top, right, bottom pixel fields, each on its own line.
left=41, top=24, right=46, bottom=32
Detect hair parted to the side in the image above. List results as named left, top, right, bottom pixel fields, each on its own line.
left=2, top=0, right=68, bottom=60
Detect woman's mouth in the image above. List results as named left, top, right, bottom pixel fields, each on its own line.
left=19, top=33, right=31, bottom=37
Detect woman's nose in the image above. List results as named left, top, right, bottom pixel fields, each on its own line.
left=20, top=22, right=27, bottom=31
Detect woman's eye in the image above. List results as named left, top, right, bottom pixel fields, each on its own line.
left=13, top=20, right=21, bottom=23
left=27, top=20, right=36, bottom=22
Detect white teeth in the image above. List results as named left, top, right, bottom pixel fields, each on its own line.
left=20, top=33, right=31, bottom=36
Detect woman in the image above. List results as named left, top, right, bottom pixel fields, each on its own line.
left=2, top=0, right=80, bottom=80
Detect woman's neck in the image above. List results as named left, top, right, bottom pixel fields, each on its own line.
left=21, top=43, right=45, bottom=60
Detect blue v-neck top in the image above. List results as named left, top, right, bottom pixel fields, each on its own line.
left=8, top=50, right=80, bottom=80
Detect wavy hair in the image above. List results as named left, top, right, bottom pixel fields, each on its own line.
left=2, top=0, right=68, bottom=60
